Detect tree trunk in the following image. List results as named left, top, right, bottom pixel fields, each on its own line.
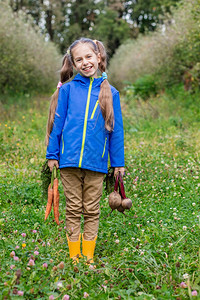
left=46, top=8, right=54, bottom=41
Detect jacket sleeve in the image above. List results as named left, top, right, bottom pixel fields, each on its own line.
left=46, top=86, right=69, bottom=160
left=109, top=91, right=125, bottom=167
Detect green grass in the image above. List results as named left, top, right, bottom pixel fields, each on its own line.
left=0, top=86, right=200, bottom=299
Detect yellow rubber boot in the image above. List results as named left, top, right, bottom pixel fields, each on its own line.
left=67, top=234, right=82, bottom=263
left=82, top=234, right=97, bottom=264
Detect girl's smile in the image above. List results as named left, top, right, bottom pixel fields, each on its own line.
left=72, top=44, right=100, bottom=78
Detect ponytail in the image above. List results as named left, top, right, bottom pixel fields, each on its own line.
left=45, top=54, right=73, bottom=146
left=95, top=40, right=114, bottom=132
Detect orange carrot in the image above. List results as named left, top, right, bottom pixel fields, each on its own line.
left=44, top=183, right=54, bottom=221
left=53, top=177, right=59, bottom=225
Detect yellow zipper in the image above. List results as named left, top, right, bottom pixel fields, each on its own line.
left=79, top=77, right=94, bottom=168
left=62, top=134, right=64, bottom=154
left=90, top=100, right=99, bottom=119
left=102, top=137, right=107, bottom=158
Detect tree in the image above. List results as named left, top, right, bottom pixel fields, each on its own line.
left=9, top=0, right=66, bottom=40
left=124, top=0, right=181, bottom=33
left=93, top=8, right=133, bottom=57
left=57, top=0, right=100, bottom=52
left=8, top=0, right=182, bottom=56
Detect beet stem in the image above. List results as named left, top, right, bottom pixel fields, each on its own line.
left=114, top=174, right=119, bottom=192
left=119, top=172, right=126, bottom=199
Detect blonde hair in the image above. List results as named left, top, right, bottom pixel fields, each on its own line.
left=45, top=38, right=114, bottom=146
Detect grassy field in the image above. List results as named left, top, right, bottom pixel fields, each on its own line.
left=0, top=86, right=200, bottom=299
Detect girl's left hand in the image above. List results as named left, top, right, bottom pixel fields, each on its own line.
left=114, top=167, right=125, bottom=177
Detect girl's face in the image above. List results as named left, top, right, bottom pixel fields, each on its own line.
left=72, top=43, right=100, bottom=78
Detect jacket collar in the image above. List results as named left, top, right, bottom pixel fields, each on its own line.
left=73, top=73, right=104, bottom=87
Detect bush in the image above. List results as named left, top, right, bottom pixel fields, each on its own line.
left=190, top=63, right=200, bottom=90
left=108, top=0, right=200, bottom=91
left=0, top=1, right=61, bottom=94
left=132, top=74, right=158, bottom=100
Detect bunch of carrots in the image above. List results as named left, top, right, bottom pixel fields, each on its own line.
left=44, top=166, right=59, bottom=225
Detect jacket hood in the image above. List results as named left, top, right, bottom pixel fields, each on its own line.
left=73, top=73, right=104, bottom=87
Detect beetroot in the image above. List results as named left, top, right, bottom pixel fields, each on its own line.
left=121, top=198, right=132, bottom=210
left=109, top=191, right=121, bottom=210
left=117, top=205, right=125, bottom=213
left=108, top=175, right=122, bottom=210
left=108, top=172, right=132, bottom=214
left=118, top=172, right=132, bottom=210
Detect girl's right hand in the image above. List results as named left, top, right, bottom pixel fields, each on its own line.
left=48, top=159, right=59, bottom=172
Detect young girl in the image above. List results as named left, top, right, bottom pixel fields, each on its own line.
left=46, top=38, right=125, bottom=263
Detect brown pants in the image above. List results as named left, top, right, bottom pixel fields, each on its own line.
left=60, top=168, right=104, bottom=241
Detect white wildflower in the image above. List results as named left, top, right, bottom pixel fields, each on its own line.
left=183, top=273, right=189, bottom=279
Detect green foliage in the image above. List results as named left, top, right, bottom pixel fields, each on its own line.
left=130, top=75, right=158, bottom=100
left=108, top=0, right=200, bottom=91
left=190, top=63, right=200, bottom=90
left=8, top=0, right=181, bottom=56
left=0, top=87, right=200, bottom=298
left=0, top=2, right=61, bottom=94
left=104, top=167, right=115, bottom=194
left=41, top=160, right=52, bottom=200
left=125, top=0, right=181, bottom=33
left=93, top=8, right=132, bottom=57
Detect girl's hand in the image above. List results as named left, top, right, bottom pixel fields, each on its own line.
left=48, top=159, right=59, bottom=172
left=114, top=167, right=125, bottom=177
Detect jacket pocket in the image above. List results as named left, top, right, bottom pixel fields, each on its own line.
left=90, top=100, right=99, bottom=119
left=102, top=137, right=107, bottom=158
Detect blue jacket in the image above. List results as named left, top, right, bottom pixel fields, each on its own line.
left=46, top=74, right=124, bottom=174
